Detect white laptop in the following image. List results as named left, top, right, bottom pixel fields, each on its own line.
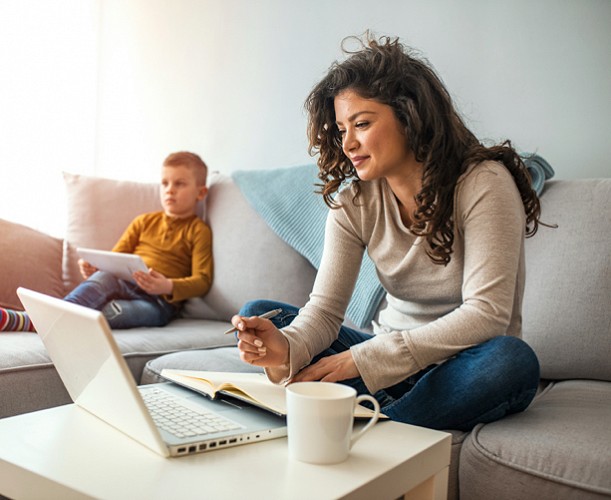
left=17, top=287, right=287, bottom=458
left=76, top=247, right=149, bottom=283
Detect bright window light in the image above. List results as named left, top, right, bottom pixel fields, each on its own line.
left=0, top=0, right=99, bottom=237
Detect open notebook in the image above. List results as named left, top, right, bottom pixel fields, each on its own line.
left=161, top=369, right=388, bottom=420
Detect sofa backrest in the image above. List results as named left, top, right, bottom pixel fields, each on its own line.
left=61, top=171, right=610, bottom=382
left=521, top=178, right=611, bottom=382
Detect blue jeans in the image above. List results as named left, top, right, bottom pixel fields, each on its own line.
left=240, top=299, right=540, bottom=431
left=64, top=271, right=178, bottom=329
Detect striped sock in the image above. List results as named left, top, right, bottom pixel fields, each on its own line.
left=0, top=307, right=36, bottom=332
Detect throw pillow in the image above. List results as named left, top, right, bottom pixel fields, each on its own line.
left=62, top=172, right=161, bottom=290
left=0, top=218, right=65, bottom=309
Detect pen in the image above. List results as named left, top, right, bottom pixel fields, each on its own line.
left=223, top=308, right=283, bottom=335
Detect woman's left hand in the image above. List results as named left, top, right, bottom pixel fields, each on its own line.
left=291, top=350, right=360, bottom=383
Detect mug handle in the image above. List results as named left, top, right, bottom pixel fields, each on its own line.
left=349, top=394, right=381, bottom=449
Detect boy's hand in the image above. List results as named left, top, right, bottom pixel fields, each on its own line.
left=78, top=259, right=98, bottom=279
left=133, top=269, right=173, bottom=296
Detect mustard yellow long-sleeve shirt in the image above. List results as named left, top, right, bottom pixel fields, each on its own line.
left=112, top=211, right=213, bottom=304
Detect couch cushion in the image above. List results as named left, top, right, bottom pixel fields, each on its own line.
left=62, top=172, right=162, bottom=291
left=0, top=218, right=65, bottom=309
left=181, top=174, right=317, bottom=322
left=459, top=379, right=611, bottom=499
left=522, top=179, right=611, bottom=381
left=0, top=319, right=236, bottom=418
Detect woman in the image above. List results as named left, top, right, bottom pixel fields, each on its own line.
left=231, top=35, right=541, bottom=431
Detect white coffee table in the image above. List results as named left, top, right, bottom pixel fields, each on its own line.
left=0, top=403, right=450, bottom=499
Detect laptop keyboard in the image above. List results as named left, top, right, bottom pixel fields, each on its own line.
left=142, top=387, right=243, bottom=438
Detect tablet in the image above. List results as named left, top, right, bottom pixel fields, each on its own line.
left=76, top=248, right=149, bottom=283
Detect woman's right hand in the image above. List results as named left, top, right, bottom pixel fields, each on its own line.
left=232, top=315, right=290, bottom=367
left=78, top=259, right=98, bottom=279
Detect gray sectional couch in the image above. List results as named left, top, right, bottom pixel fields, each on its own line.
left=0, top=170, right=609, bottom=499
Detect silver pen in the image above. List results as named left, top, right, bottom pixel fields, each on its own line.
left=223, top=308, right=283, bottom=335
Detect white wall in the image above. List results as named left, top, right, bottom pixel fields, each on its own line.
left=96, top=0, right=611, bottom=182
left=2, top=0, right=610, bottom=236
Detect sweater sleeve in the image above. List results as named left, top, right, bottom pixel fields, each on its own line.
left=111, top=216, right=143, bottom=254
left=265, top=200, right=366, bottom=384
left=351, top=164, right=526, bottom=393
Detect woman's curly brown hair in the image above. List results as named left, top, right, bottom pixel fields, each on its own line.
left=305, top=34, right=542, bottom=265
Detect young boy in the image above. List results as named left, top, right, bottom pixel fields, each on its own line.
left=0, top=151, right=213, bottom=331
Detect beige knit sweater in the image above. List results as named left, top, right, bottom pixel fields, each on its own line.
left=267, top=161, right=526, bottom=394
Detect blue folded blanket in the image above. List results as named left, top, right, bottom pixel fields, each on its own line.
left=521, top=153, right=555, bottom=195
left=232, top=164, right=385, bottom=329
left=232, top=155, right=554, bottom=329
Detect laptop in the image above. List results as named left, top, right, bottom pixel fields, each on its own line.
left=17, top=287, right=287, bottom=458
left=76, top=247, right=149, bottom=283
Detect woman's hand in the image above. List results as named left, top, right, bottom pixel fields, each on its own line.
left=133, top=269, right=173, bottom=295
left=291, top=350, right=359, bottom=383
left=233, top=315, right=289, bottom=367
left=78, top=259, right=98, bottom=279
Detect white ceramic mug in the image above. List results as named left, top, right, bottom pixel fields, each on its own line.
left=286, top=381, right=381, bottom=464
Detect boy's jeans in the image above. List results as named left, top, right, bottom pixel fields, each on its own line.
left=240, top=299, right=540, bottom=432
left=64, top=271, right=177, bottom=329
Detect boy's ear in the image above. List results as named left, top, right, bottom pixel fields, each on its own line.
left=197, top=185, right=208, bottom=200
